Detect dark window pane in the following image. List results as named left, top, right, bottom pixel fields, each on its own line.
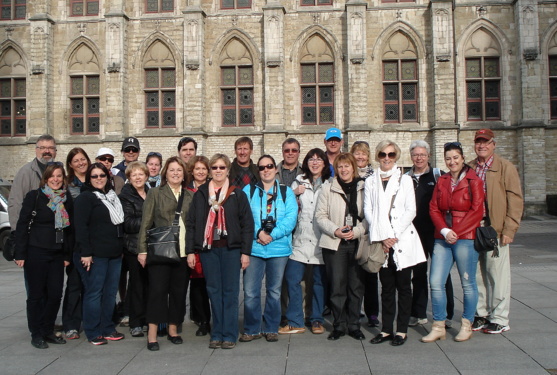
left=301, top=65, right=316, bottom=84
left=466, top=59, right=480, bottom=78
left=15, top=119, right=25, bottom=134
left=239, top=89, right=252, bottom=105
left=161, top=69, right=175, bottom=88
left=301, top=0, right=314, bottom=5
left=484, top=58, right=499, bottom=78
left=72, top=77, right=84, bottom=95
left=303, top=107, right=316, bottom=124
left=237, top=0, right=250, bottom=8
left=401, top=61, right=416, bottom=80
left=318, top=64, right=333, bottom=83
left=317, top=0, right=332, bottom=4
left=87, top=1, right=99, bottom=15
left=16, top=0, right=27, bottom=4
left=239, top=108, right=253, bottom=125
left=88, top=98, right=99, bottom=114
left=403, top=104, right=416, bottom=121
left=221, top=0, right=234, bottom=8
left=88, top=116, right=99, bottom=133
left=162, top=110, right=175, bottom=127
left=71, top=99, right=83, bottom=114
left=147, top=0, right=158, bottom=12
left=551, top=79, right=557, bottom=97
left=238, top=67, right=253, bottom=85
left=467, top=102, right=481, bottom=120
left=485, top=101, right=500, bottom=119
left=223, top=109, right=236, bottom=125
left=14, top=79, right=25, bottom=97
left=72, top=117, right=84, bottom=133
left=1, top=7, right=10, bottom=19
left=147, top=111, right=159, bottom=127
left=550, top=56, right=557, bottom=77
left=319, top=106, right=333, bottom=123
left=222, top=68, right=235, bottom=86
left=145, top=70, right=159, bottom=88
left=385, top=104, right=399, bottom=121
left=1, top=119, right=10, bottom=134
left=0, top=80, right=10, bottom=97
left=222, top=89, right=236, bottom=105
left=163, top=92, right=175, bottom=108
left=0, top=100, right=10, bottom=116
left=146, top=92, right=159, bottom=108
left=320, top=86, right=333, bottom=103
left=383, top=62, right=398, bottom=81
left=467, top=82, right=481, bottom=99
left=161, top=0, right=173, bottom=11
left=87, top=76, right=99, bottom=95
left=72, top=2, right=83, bottom=16
left=14, top=100, right=25, bottom=117
left=15, top=5, right=25, bottom=19
left=485, top=81, right=499, bottom=99
left=384, top=84, right=398, bottom=101
left=551, top=100, right=557, bottom=119
left=402, top=84, right=416, bottom=100
left=302, top=87, right=316, bottom=104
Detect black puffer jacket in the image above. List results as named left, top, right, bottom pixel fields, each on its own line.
left=119, top=183, right=149, bottom=254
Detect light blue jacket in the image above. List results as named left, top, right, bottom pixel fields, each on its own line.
left=243, top=180, right=298, bottom=259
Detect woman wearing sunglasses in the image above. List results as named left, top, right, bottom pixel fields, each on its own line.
left=14, top=162, right=74, bottom=349
left=186, top=154, right=254, bottom=349
left=240, top=155, right=297, bottom=343
left=422, top=142, right=484, bottom=343
left=364, top=140, right=425, bottom=346
left=315, top=153, right=367, bottom=341
left=74, top=163, right=125, bottom=346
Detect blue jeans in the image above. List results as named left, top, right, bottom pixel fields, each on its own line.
left=76, top=254, right=122, bottom=340
left=284, top=259, right=326, bottom=327
left=200, top=247, right=241, bottom=343
left=430, top=239, right=479, bottom=322
left=243, top=255, right=289, bottom=335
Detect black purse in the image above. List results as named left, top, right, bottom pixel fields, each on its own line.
left=474, top=200, right=499, bottom=257
left=4, top=191, right=40, bottom=262
left=146, top=189, right=185, bottom=265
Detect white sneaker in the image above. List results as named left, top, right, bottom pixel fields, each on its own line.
left=408, top=317, right=428, bottom=326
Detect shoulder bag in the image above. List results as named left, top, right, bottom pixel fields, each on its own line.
left=468, top=184, right=499, bottom=256
left=4, top=190, right=40, bottom=262
left=146, top=189, right=185, bottom=265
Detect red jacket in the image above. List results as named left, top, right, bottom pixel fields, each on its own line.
left=429, top=167, right=485, bottom=240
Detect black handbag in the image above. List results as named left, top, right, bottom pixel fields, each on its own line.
left=474, top=200, right=499, bottom=256
left=146, top=189, right=185, bottom=265
left=4, top=191, right=40, bottom=262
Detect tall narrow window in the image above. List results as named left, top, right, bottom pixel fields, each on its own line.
left=300, top=35, right=335, bottom=125
left=146, top=0, right=174, bottom=13
left=0, top=0, right=26, bottom=20
left=219, top=39, right=254, bottom=127
left=70, top=0, right=99, bottom=16
left=143, top=41, right=176, bottom=128
left=550, top=56, right=557, bottom=119
left=0, top=48, right=26, bottom=137
left=382, top=32, right=419, bottom=123
left=221, top=0, right=251, bottom=10
left=464, top=28, right=502, bottom=121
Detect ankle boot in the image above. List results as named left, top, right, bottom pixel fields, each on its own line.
left=420, top=321, right=446, bottom=343
left=455, top=318, right=472, bottom=342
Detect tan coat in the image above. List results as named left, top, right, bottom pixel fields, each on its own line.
left=469, top=154, right=523, bottom=239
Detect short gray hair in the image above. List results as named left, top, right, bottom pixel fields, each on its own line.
left=409, top=140, right=430, bottom=155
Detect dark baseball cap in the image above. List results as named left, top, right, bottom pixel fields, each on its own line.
left=122, top=137, right=140, bottom=151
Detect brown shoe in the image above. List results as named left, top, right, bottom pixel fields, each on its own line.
left=208, top=340, right=222, bottom=349
left=265, top=333, right=278, bottom=342
left=311, top=321, right=325, bottom=334
left=239, top=333, right=262, bottom=342
left=278, top=325, right=306, bottom=334
left=221, top=341, right=236, bottom=349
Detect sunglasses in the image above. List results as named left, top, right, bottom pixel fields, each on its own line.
left=258, top=164, right=275, bottom=171
left=353, top=141, right=369, bottom=147
left=444, top=142, right=462, bottom=149
left=90, top=173, right=107, bottom=179
left=283, top=148, right=299, bottom=154
left=46, top=161, right=64, bottom=167
left=211, top=166, right=226, bottom=170
left=98, top=156, right=114, bottom=163
left=147, top=152, right=162, bottom=157
left=378, top=152, right=397, bottom=159
left=124, top=147, right=139, bottom=153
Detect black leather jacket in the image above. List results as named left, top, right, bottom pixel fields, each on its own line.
left=119, top=183, right=149, bottom=254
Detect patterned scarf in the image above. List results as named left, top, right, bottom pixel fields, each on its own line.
left=148, top=175, right=161, bottom=187
left=42, top=186, right=70, bottom=230
left=202, top=179, right=230, bottom=249
left=93, top=189, right=125, bottom=225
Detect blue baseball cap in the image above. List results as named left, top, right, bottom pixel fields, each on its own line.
left=325, top=127, right=342, bottom=141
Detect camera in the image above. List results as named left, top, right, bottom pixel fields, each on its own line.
left=262, top=216, right=276, bottom=234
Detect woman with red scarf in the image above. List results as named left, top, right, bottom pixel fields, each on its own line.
left=186, top=153, right=253, bottom=350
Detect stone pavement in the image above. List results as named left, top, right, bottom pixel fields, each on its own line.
left=0, top=217, right=556, bottom=375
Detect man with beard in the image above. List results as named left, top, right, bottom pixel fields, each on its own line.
left=8, top=134, right=57, bottom=231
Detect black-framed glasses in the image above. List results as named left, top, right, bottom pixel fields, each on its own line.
left=147, top=152, right=162, bottom=158
left=211, top=166, right=226, bottom=170
left=308, top=158, right=323, bottom=164
left=98, top=156, right=114, bottom=163
left=36, top=146, right=57, bottom=151
left=90, top=174, right=107, bottom=179
left=444, top=142, right=462, bottom=149
left=124, top=147, right=139, bottom=153
left=258, top=164, right=275, bottom=171
left=378, top=152, right=397, bottom=159
left=46, top=161, right=64, bottom=167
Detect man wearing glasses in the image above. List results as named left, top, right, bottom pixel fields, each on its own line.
left=324, top=127, right=343, bottom=177
left=8, top=134, right=57, bottom=231
left=277, top=138, right=302, bottom=188
left=469, top=129, right=523, bottom=335
left=115, top=137, right=141, bottom=178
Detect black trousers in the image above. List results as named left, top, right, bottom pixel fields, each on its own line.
left=24, top=247, right=65, bottom=339
left=189, top=278, right=211, bottom=324
left=379, top=249, right=412, bottom=335
left=126, top=253, right=149, bottom=328
left=146, top=258, right=190, bottom=324
left=363, top=271, right=379, bottom=318
left=322, top=241, right=364, bottom=332
left=411, top=231, right=455, bottom=320
left=62, top=258, right=83, bottom=332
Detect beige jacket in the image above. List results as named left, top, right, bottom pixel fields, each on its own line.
left=469, top=154, right=523, bottom=239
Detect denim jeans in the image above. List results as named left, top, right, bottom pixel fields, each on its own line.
left=430, top=239, right=479, bottom=322
left=243, top=255, right=288, bottom=335
left=284, top=259, right=326, bottom=327
left=76, top=254, right=122, bottom=340
left=200, top=247, right=241, bottom=343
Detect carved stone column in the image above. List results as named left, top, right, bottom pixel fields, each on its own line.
left=346, top=0, right=367, bottom=129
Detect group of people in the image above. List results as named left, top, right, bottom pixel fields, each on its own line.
left=7, top=126, right=523, bottom=351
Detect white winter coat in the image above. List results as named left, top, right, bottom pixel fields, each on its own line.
left=363, top=168, right=426, bottom=271
left=290, top=176, right=325, bottom=264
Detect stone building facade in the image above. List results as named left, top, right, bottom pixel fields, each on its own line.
left=0, top=0, right=555, bottom=214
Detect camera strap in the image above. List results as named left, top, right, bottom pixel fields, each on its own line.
left=258, top=182, right=278, bottom=223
